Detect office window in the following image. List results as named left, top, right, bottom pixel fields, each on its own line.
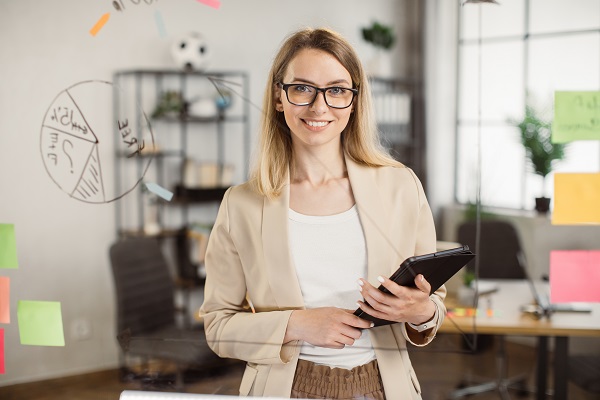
left=456, top=0, right=600, bottom=210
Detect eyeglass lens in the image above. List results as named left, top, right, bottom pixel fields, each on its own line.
left=285, top=84, right=355, bottom=108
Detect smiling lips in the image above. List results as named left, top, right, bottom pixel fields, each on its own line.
left=303, top=119, right=330, bottom=128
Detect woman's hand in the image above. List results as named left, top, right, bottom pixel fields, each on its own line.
left=284, top=307, right=373, bottom=349
left=356, top=274, right=436, bottom=326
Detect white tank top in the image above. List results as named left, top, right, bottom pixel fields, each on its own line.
left=288, top=205, right=376, bottom=369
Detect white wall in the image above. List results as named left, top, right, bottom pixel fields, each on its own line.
left=0, top=0, right=420, bottom=385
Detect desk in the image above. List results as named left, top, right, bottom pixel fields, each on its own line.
left=439, top=280, right=600, bottom=400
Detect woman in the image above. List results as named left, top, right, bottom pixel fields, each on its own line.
left=200, top=27, right=446, bottom=399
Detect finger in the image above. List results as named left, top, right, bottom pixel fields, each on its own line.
left=375, top=275, right=405, bottom=297
left=356, top=300, right=392, bottom=322
left=414, top=274, right=432, bottom=295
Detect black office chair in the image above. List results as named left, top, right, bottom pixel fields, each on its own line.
left=109, top=237, right=225, bottom=390
left=449, top=220, right=529, bottom=400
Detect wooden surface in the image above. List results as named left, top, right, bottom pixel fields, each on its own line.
left=441, top=280, right=600, bottom=337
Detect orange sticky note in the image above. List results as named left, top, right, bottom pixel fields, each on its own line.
left=90, top=13, right=110, bottom=37
left=550, top=250, right=600, bottom=303
left=0, top=277, right=8, bottom=323
left=553, top=173, right=600, bottom=225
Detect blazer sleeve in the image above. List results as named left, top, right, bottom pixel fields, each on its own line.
left=401, top=169, right=447, bottom=347
left=199, top=189, right=297, bottom=364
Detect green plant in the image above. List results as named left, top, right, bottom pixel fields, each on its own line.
left=151, top=90, right=187, bottom=118
left=361, top=22, right=395, bottom=50
left=512, top=105, right=567, bottom=197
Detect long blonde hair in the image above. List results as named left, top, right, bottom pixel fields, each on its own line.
left=250, top=27, right=401, bottom=199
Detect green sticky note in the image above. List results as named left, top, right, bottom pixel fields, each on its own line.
left=17, top=301, right=65, bottom=346
left=0, top=224, right=18, bottom=269
left=553, top=91, right=600, bottom=143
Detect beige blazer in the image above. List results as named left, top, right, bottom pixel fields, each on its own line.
left=200, top=157, right=446, bottom=398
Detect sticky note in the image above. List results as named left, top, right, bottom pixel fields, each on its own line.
left=0, top=329, right=4, bottom=374
left=553, top=91, right=600, bottom=143
left=17, top=301, right=65, bottom=346
left=197, top=0, right=221, bottom=9
left=0, top=224, right=18, bottom=269
left=552, top=173, right=600, bottom=225
left=550, top=250, right=600, bottom=303
left=154, top=10, right=167, bottom=38
left=0, top=277, right=9, bottom=323
left=90, top=13, right=110, bottom=37
left=145, top=182, right=173, bottom=201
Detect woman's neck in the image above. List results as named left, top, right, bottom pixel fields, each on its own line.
left=291, top=146, right=346, bottom=185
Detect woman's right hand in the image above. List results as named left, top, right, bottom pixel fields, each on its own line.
left=284, top=307, right=373, bottom=349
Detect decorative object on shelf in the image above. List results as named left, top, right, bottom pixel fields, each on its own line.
left=214, top=88, right=233, bottom=111
left=171, top=32, right=210, bottom=72
left=183, top=159, right=234, bottom=188
left=361, top=21, right=395, bottom=78
left=188, top=97, right=218, bottom=118
left=151, top=90, right=187, bottom=118
left=511, top=104, right=567, bottom=214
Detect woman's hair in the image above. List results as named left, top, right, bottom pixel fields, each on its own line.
left=250, top=27, right=401, bottom=199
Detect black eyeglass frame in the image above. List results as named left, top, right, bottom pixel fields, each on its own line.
left=278, top=83, right=359, bottom=109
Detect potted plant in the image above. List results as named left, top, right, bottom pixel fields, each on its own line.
left=361, top=21, right=395, bottom=77
left=512, top=105, right=567, bottom=213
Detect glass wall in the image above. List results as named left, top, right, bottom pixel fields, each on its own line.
left=456, top=0, right=600, bottom=210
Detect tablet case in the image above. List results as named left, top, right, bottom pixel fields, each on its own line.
left=354, top=245, right=475, bottom=326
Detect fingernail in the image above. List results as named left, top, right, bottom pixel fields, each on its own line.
left=377, top=276, right=384, bottom=283
left=358, top=285, right=363, bottom=292
left=420, top=274, right=424, bottom=281
left=370, top=322, right=375, bottom=328
left=356, top=302, right=362, bottom=308
left=357, top=279, right=364, bottom=286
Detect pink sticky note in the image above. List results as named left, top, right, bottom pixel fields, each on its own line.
left=0, top=328, right=4, bottom=374
left=0, top=277, right=8, bottom=323
left=197, top=0, right=221, bottom=9
left=550, top=250, right=600, bottom=303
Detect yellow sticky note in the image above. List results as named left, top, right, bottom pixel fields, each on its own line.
left=17, top=301, right=65, bottom=346
left=553, top=173, right=600, bottom=225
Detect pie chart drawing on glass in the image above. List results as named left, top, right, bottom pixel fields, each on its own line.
left=40, top=80, right=154, bottom=204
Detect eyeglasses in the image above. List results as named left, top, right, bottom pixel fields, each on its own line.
left=279, top=83, right=358, bottom=109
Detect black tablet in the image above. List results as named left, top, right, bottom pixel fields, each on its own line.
left=354, top=245, right=475, bottom=326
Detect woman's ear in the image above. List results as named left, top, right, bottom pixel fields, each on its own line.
left=274, top=83, right=284, bottom=112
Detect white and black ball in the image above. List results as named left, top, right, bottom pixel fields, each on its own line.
left=171, top=32, right=210, bottom=72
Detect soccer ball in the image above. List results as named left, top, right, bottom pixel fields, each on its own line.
left=171, top=32, right=210, bottom=71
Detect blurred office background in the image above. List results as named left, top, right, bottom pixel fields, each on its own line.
left=0, top=0, right=598, bottom=399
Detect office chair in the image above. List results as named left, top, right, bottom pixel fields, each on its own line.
left=449, top=220, right=529, bottom=400
left=109, top=237, right=225, bottom=390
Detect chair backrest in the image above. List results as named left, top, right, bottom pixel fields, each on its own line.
left=109, top=237, right=176, bottom=335
left=457, top=220, right=526, bottom=280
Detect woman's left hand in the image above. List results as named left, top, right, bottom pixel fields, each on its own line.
left=356, top=274, right=436, bottom=325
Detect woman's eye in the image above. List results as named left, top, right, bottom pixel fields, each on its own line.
left=328, top=87, right=347, bottom=96
left=293, top=85, right=312, bottom=93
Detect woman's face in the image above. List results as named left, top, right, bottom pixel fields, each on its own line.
left=276, top=48, right=354, bottom=150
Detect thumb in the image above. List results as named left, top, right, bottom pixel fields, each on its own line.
left=414, top=274, right=432, bottom=295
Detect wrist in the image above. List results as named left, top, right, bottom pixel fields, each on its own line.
left=407, top=301, right=438, bottom=332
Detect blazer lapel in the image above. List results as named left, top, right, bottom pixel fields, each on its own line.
left=261, top=174, right=305, bottom=309
left=346, top=157, right=394, bottom=283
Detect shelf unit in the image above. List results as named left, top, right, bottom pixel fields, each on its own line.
left=113, top=69, right=249, bottom=237
left=112, top=69, right=250, bottom=320
left=370, top=77, right=425, bottom=184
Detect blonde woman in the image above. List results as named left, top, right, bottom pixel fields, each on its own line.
left=200, top=27, right=446, bottom=399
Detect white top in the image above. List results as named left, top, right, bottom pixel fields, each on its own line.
left=288, top=205, right=376, bottom=369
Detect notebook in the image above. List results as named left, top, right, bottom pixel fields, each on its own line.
left=354, top=245, right=475, bottom=326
